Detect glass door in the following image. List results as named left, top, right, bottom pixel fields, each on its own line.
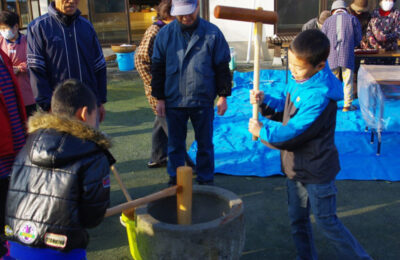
left=88, top=0, right=130, bottom=44
left=128, top=0, right=159, bottom=42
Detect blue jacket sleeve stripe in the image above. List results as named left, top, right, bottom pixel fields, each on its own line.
left=27, top=54, right=46, bottom=70
left=93, top=58, right=106, bottom=72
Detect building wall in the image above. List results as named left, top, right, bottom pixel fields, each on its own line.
left=39, top=0, right=48, bottom=15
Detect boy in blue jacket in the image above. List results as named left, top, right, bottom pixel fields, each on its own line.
left=4, top=79, right=112, bottom=260
left=249, top=29, right=371, bottom=259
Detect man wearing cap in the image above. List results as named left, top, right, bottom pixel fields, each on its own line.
left=151, top=0, right=231, bottom=185
left=302, top=10, right=331, bottom=31
left=348, top=0, right=371, bottom=48
left=322, top=0, right=362, bottom=112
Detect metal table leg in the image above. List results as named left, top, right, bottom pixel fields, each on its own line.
left=377, top=130, right=382, bottom=156
left=370, top=129, right=374, bottom=144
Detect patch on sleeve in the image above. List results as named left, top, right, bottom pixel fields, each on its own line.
left=18, top=221, right=38, bottom=244
left=4, top=225, right=13, bottom=236
left=103, top=175, right=110, bottom=188
left=44, top=233, right=68, bottom=249
left=296, top=96, right=301, bottom=103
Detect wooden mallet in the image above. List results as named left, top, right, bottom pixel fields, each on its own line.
left=214, top=6, right=278, bottom=140
left=105, top=166, right=193, bottom=225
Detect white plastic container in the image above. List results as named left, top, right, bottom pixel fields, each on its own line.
left=229, top=47, right=237, bottom=70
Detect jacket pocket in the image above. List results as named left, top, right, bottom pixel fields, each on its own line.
left=165, top=62, right=179, bottom=98
left=193, top=64, right=215, bottom=101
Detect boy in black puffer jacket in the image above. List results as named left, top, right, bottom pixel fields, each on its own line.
left=4, top=79, right=112, bottom=259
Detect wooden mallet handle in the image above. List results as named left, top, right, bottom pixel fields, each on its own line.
left=105, top=185, right=180, bottom=218
left=214, top=5, right=278, bottom=24
left=111, top=165, right=132, bottom=202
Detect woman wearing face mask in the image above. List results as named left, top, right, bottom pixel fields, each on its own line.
left=366, top=0, right=400, bottom=53
left=0, top=11, right=36, bottom=117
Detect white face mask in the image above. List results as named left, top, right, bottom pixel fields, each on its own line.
left=0, top=29, right=15, bottom=40
left=381, top=1, right=394, bottom=11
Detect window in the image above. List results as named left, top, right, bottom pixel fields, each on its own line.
left=274, top=0, right=355, bottom=34
left=1, top=0, right=42, bottom=28
left=89, top=0, right=129, bottom=44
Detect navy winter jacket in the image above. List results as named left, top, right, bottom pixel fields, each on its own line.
left=151, top=18, right=231, bottom=107
left=259, top=65, right=344, bottom=183
left=27, top=2, right=106, bottom=111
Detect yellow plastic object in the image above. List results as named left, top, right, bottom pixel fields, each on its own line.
left=120, top=213, right=142, bottom=260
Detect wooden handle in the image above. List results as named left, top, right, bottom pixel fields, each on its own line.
left=252, top=19, right=262, bottom=141
left=214, top=5, right=278, bottom=25
left=105, top=185, right=180, bottom=218
left=111, top=165, right=132, bottom=202
left=177, top=166, right=193, bottom=225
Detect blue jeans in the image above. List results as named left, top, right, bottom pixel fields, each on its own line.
left=287, top=179, right=371, bottom=260
left=166, top=107, right=214, bottom=182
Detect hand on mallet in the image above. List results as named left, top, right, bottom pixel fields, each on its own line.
left=248, top=118, right=263, bottom=138
left=217, top=96, right=228, bottom=116
left=249, top=90, right=265, bottom=105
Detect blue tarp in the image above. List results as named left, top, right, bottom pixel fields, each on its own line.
left=188, top=70, right=400, bottom=181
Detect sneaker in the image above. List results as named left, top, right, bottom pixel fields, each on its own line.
left=167, top=176, right=177, bottom=186
left=342, top=105, right=357, bottom=112
left=147, top=160, right=167, bottom=168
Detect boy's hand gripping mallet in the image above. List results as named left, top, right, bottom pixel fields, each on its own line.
left=214, top=6, right=278, bottom=140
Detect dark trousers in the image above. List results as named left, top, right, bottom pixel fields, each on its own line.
left=150, top=115, right=194, bottom=166
left=166, top=107, right=214, bottom=182
left=151, top=116, right=168, bottom=163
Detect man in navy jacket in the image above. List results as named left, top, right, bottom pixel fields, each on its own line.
left=27, top=0, right=107, bottom=122
left=151, top=0, right=232, bottom=185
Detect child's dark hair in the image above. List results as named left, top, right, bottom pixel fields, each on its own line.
left=0, top=10, right=19, bottom=28
left=155, top=0, right=172, bottom=20
left=289, top=29, right=330, bottom=67
left=51, top=79, right=97, bottom=117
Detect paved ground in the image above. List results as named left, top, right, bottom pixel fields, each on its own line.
left=85, top=64, right=400, bottom=260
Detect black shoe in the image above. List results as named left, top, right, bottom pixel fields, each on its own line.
left=168, top=176, right=177, bottom=186
left=147, top=160, right=167, bottom=168
left=196, top=180, right=214, bottom=186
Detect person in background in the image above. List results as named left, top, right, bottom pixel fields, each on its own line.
left=249, top=29, right=371, bottom=260
left=347, top=0, right=371, bottom=48
left=135, top=0, right=194, bottom=169
left=322, top=0, right=362, bottom=112
left=0, top=48, right=27, bottom=259
left=4, top=79, right=112, bottom=260
left=0, top=10, right=36, bottom=117
left=151, top=0, right=232, bottom=185
left=366, top=0, right=400, bottom=52
left=302, top=10, right=331, bottom=31
left=27, top=0, right=107, bottom=125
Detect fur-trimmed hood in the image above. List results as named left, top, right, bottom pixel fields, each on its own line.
left=25, top=112, right=112, bottom=168
left=28, top=112, right=111, bottom=149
